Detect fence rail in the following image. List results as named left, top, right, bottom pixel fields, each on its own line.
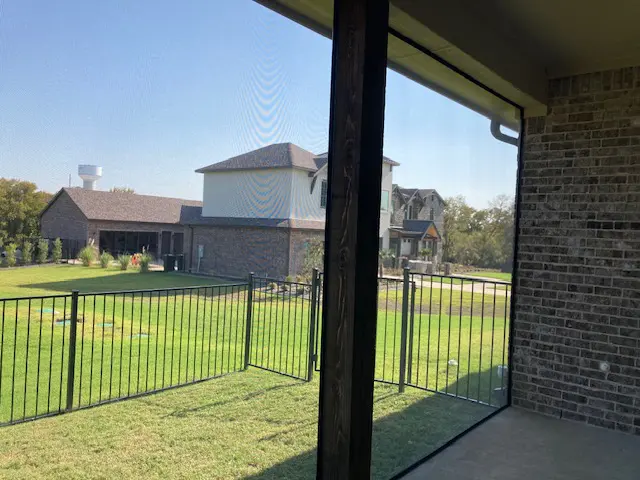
left=0, top=283, right=247, bottom=426
left=0, top=268, right=511, bottom=426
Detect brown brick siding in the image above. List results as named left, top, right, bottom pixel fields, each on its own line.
left=40, top=191, right=88, bottom=241
left=188, top=225, right=291, bottom=278
left=187, top=225, right=324, bottom=279
left=514, top=67, right=640, bottom=434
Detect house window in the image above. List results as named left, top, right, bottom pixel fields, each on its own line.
left=430, top=207, right=434, bottom=220
left=380, top=190, right=389, bottom=211
left=407, top=205, right=413, bottom=219
left=320, top=179, right=328, bottom=208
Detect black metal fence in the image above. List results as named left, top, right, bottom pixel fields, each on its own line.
left=247, top=272, right=318, bottom=381
left=0, top=268, right=510, bottom=426
left=0, top=284, right=247, bottom=426
left=313, top=269, right=511, bottom=407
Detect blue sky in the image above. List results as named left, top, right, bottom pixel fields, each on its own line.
left=0, top=0, right=517, bottom=208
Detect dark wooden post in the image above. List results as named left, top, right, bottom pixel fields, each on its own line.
left=317, top=0, right=389, bottom=477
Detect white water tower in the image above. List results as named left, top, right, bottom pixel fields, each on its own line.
left=78, top=165, right=103, bottom=190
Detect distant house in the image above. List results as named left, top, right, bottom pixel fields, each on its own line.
left=187, top=142, right=398, bottom=277
left=389, top=186, right=445, bottom=263
left=40, top=142, right=399, bottom=278
left=40, top=188, right=201, bottom=258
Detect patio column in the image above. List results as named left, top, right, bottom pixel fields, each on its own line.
left=317, top=0, right=389, bottom=478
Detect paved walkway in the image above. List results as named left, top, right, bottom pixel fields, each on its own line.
left=403, top=407, right=640, bottom=480
left=384, top=275, right=510, bottom=296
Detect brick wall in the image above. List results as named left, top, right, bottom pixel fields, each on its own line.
left=513, top=67, right=640, bottom=434
left=190, top=225, right=291, bottom=278
left=40, top=190, right=88, bottom=241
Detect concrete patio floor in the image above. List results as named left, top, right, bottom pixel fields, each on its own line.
left=403, top=407, right=640, bottom=480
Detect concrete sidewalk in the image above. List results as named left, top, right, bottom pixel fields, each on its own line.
left=402, top=408, right=640, bottom=480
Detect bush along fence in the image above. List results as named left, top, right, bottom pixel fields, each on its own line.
left=0, top=269, right=510, bottom=426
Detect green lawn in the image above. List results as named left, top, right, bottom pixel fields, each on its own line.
left=465, top=271, right=512, bottom=282
left=0, top=264, right=508, bottom=478
left=0, top=369, right=491, bottom=479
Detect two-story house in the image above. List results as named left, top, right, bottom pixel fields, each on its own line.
left=185, top=142, right=398, bottom=278
left=388, top=186, right=445, bottom=263
left=39, top=142, right=398, bottom=279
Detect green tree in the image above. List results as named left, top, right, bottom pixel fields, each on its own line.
left=4, top=243, right=17, bottom=267
left=442, top=194, right=514, bottom=270
left=301, top=239, right=324, bottom=281
left=0, top=178, right=51, bottom=246
left=36, top=239, right=49, bottom=263
left=52, top=238, right=63, bottom=263
left=22, top=240, right=33, bottom=264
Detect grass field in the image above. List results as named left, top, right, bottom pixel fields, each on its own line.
left=0, top=264, right=509, bottom=478
left=465, top=271, right=512, bottom=282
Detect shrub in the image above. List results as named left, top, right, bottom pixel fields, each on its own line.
left=267, top=282, right=276, bottom=292
left=99, top=251, right=114, bottom=268
left=285, top=275, right=293, bottom=283
left=138, top=253, right=153, bottom=273
left=78, top=246, right=96, bottom=267
left=52, top=238, right=62, bottom=263
left=117, top=254, right=131, bottom=271
left=280, top=283, right=289, bottom=292
left=4, top=243, right=17, bottom=267
left=22, top=241, right=33, bottom=264
left=36, top=239, right=49, bottom=263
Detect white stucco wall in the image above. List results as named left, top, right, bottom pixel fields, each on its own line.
left=379, top=162, right=393, bottom=249
left=201, top=162, right=394, bottom=248
left=202, top=169, right=293, bottom=218
left=290, top=169, right=326, bottom=221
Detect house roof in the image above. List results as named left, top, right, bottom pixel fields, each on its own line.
left=395, top=187, right=444, bottom=204
left=390, top=219, right=441, bottom=240
left=196, top=143, right=400, bottom=174
left=196, top=143, right=322, bottom=173
left=42, top=188, right=203, bottom=225
left=313, top=152, right=400, bottom=168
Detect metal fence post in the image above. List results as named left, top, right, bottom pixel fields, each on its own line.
left=398, top=267, right=410, bottom=393
left=307, top=268, right=319, bottom=381
left=244, top=273, right=254, bottom=370
left=66, top=290, right=79, bottom=411
left=407, top=281, right=416, bottom=384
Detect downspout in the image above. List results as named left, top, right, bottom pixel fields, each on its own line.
left=188, top=226, right=194, bottom=273
left=490, top=119, right=519, bottom=146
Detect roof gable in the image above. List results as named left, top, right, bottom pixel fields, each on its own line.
left=196, top=143, right=319, bottom=173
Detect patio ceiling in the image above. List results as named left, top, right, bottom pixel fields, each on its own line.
left=255, top=0, right=640, bottom=125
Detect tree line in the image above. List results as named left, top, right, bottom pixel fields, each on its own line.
left=0, top=178, right=51, bottom=248
left=442, top=194, right=515, bottom=271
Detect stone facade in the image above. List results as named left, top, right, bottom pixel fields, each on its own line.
left=40, top=190, right=88, bottom=241
left=187, top=225, right=324, bottom=279
left=513, top=67, right=640, bottom=434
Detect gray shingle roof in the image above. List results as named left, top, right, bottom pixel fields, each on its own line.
left=313, top=152, right=400, bottom=169
left=196, top=143, right=319, bottom=173
left=196, top=143, right=400, bottom=174
left=48, top=188, right=203, bottom=224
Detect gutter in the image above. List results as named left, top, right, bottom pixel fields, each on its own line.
left=490, top=119, right=519, bottom=146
